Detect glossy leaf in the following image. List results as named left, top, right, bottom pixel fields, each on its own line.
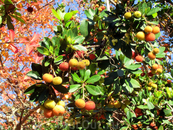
left=84, top=69, right=91, bottom=81
left=26, top=71, right=42, bottom=80
left=37, top=47, right=50, bottom=56
left=80, top=19, right=89, bottom=37
left=24, top=84, right=37, bottom=94
left=71, top=73, right=81, bottom=83
left=53, top=85, right=69, bottom=93
left=85, top=85, right=102, bottom=95
left=86, top=75, right=101, bottom=83
left=69, top=84, right=81, bottom=92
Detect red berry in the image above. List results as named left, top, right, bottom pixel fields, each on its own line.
left=89, top=54, right=96, bottom=60
left=135, top=55, right=143, bottom=62
left=135, top=108, right=142, bottom=114
left=59, top=62, right=69, bottom=71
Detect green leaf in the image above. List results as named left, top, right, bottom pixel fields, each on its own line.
left=26, top=71, right=42, bottom=80
left=117, top=69, right=124, bottom=77
left=42, top=37, right=52, bottom=49
left=54, top=55, right=63, bottom=63
left=80, top=19, right=89, bottom=37
left=65, top=21, right=72, bottom=27
left=69, top=84, right=81, bottom=92
left=84, top=69, right=91, bottom=81
left=52, top=37, right=60, bottom=47
left=147, top=101, right=155, bottom=109
left=141, top=3, right=147, bottom=14
left=64, top=12, right=73, bottom=23
left=79, top=69, right=85, bottom=79
left=89, top=63, right=97, bottom=74
left=74, top=35, right=85, bottom=44
left=104, top=77, right=114, bottom=85
left=71, top=73, right=81, bottom=83
left=10, top=14, right=25, bottom=23
left=86, top=75, right=101, bottom=83
left=171, top=69, right=173, bottom=77
left=29, top=87, right=45, bottom=102
left=53, top=85, right=69, bottom=93
left=158, top=126, right=164, bottom=130
left=38, top=89, right=49, bottom=105
left=37, top=47, right=50, bottom=55
left=85, top=85, right=102, bottom=95
left=126, top=111, right=134, bottom=120
left=0, top=16, right=2, bottom=24
left=137, top=105, right=148, bottom=109
left=44, top=58, right=51, bottom=67
left=155, top=32, right=161, bottom=39
left=96, top=55, right=109, bottom=61
left=24, top=84, right=37, bottom=94
left=52, top=9, right=61, bottom=20
left=125, top=80, right=134, bottom=93
left=130, top=78, right=140, bottom=88
left=73, top=45, right=87, bottom=51
left=84, top=10, right=93, bottom=20
left=125, top=64, right=141, bottom=70
left=147, top=7, right=160, bottom=16
left=156, top=53, right=165, bottom=58
left=31, top=63, right=42, bottom=76
left=49, top=46, right=54, bottom=54
left=7, top=15, right=14, bottom=30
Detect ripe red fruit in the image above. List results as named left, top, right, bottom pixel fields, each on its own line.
left=150, top=122, right=156, bottom=127
left=89, top=54, right=96, bottom=60
left=101, top=6, right=106, bottom=10
left=145, top=33, right=155, bottom=41
left=76, top=50, right=84, bottom=58
left=131, top=51, right=136, bottom=59
left=135, top=55, right=143, bottom=62
left=94, top=38, right=98, bottom=43
left=71, top=66, right=79, bottom=71
left=85, top=101, right=95, bottom=110
left=44, top=109, right=54, bottom=118
left=59, top=62, right=69, bottom=71
left=135, top=108, right=142, bottom=114
left=167, top=80, right=172, bottom=84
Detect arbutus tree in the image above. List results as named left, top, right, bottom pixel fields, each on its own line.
left=0, top=0, right=173, bottom=130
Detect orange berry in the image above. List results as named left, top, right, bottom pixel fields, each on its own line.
left=77, top=61, right=86, bottom=70
left=69, top=59, right=78, bottom=67
left=148, top=52, right=156, bottom=60
left=52, top=105, right=65, bottom=116
left=152, top=64, right=158, bottom=70
left=52, top=76, right=62, bottom=85
left=59, top=62, right=69, bottom=71
left=144, top=26, right=153, bottom=33
left=145, top=33, right=155, bottom=41
left=152, top=26, right=160, bottom=34
left=42, top=73, right=54, bottom=83
left=75, top=99, right=85, bottom=109
left=44, top=109, right=54, bottom=118
left=85, top=101, right=96, bottom=110
left=136, top=31, right=145, bottom=40
left=153, top=48, right=159, bottom=54
left=135, top=55, right=144, bottom=62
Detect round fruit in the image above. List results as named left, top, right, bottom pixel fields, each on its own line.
left=52, top=76, right=62, bottom=85
left=71, top=66, right=79, bottom=71
left=144, top=26, right=153, bottom=33
left=76, top=50, right=84, bottom=58
left=44, top=109, right=54, bottom=118
left=134, top=108, right=142, bottom=114
left=85, top=101, right=96, bottom=110
left=75, top=99, right=85, bottom=109
left=95, top=4, right=99, bottom=8
left=152, top=64, right=158, bottom=70
left=145, top=33, right=155, bottom=41
left=147, top=87, right=152, bottom=91
left=153, top=48, right=159, bottom=54
left=148, top=52, right=156, bottom=60
left=151, top=83, right=157, bottom=89
left=134, top=11, right=142, bottom=18
left=158, top=65, right=163, bottom=69
left=69, top=59, right=78, bottom=67
left=89, top=54, right=96, bottom=60
left=135, top=55, right=144, bottom=62
left=152, top=26, right=160, bottom=34
left=52, top=105, right=65, bottom=116
left=57, top=100, right=65, bottom=107
left=124, top=12, right=132, bottom=19
left=82, top=59, right=90, bottom=66
left=77, top=61, right=86, bottom=70
left=98, top=7, right=102, bottom=12
left=131, top=51, right=136, bottom=59
left=157, top=68, right=163, bottom=74
left=167, top=80, right=172, bottom=84
left=59, top=62, right=69, bottom=71
left=136, top=31, right=145, bottom=40
left=44, top=99, right=56, bottom=109
left=101, top=6, right=106, bottom=10
left=114, top=101, right=121, bottom=108
left=42, top=73, right=53, bottom=83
